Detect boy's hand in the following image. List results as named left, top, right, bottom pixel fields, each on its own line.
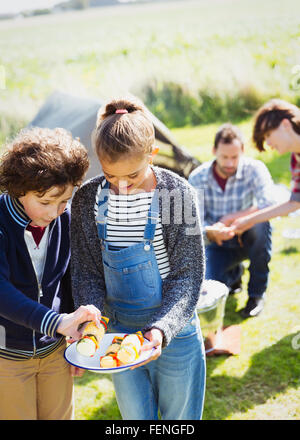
left=57, top=304, right=102, bottom=340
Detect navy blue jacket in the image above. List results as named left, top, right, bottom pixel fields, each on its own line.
left=0, top=194, right=74, bottom=359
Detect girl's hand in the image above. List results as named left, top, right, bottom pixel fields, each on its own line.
left=70, top=365, right=85, bottom=377
left=130, top=328, right=163, bottom=370
left=57, top=304, right=102, bottom=340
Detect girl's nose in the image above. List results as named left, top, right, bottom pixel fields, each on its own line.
left=117, top=178, right=130, bottom=188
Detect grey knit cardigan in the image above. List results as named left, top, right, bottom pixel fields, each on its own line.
left=70, top=166, right=205, bottom=347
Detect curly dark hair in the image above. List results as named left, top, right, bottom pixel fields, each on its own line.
left=0, top=127, right=90, bottom=198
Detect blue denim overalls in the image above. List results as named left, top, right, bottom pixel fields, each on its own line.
left=97, top=181, right=206, bottom=420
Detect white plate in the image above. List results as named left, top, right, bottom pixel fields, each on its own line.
left=64, top=333, right=154, bottom=374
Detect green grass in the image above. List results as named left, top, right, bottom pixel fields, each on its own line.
left=1, top=0, right=300, bottom=143
left=205, top=217, right=300, bottom=420
left=74, top=222, right=300, bottom=420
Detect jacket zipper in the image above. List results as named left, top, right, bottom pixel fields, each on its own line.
left=25, top=228, right=49, bottom=357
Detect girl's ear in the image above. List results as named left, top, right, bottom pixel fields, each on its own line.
left=149, top=147, right=159, bottom=163
left=152, top=147, right=159, bottom=156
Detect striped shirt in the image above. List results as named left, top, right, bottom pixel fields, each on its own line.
left=94, top=179, right=170, bottom=279
left=0, top=338, right=64, bottom=361
left=290, top=153, right=300, bottom=201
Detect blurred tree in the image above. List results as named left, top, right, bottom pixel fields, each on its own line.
left=71, top=0, right=90, bottom=9
left=32, top=9, right=52, bottom=15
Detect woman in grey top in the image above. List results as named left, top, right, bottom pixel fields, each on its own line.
left=70, top=96, right=206, bottom=420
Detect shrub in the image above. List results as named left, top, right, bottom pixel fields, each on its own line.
left=142, top=80, right=272, bottom=127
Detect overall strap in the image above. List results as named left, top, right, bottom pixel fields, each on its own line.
left=144, top=189, right=159, bottom=242
left=96, top=180, right=110, bottom=240
left=97, top=181, right=159, bottom=243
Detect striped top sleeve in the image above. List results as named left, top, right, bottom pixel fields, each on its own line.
left=94, top=180, right=170, bottom=279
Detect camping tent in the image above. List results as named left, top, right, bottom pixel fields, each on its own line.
left=29, top=91, right=200, bottom=181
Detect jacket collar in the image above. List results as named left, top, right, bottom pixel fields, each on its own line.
left=4, top=194, right=31, bottom=227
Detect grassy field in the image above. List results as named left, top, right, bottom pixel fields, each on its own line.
left=0, top=0, right=299, bottom=421
left=174, top=122, right=300, bottom=420
left=1, top=0, right=300, bottom=142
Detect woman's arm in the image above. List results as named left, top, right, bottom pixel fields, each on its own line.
left=219, top=206, right=258, bottom=226
left=231, top=200, right=300, bottom=233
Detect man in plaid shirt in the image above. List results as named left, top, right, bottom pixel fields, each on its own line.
left=189, top=123, right=275, bottom=318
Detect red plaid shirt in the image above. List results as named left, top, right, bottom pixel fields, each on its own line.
left=290, top=153, right=300, bottom=201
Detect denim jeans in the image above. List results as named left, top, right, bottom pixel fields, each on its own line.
left=98, top=183, right=206, bottom=420
left=205, top=222, right=272, bottom=298
left=111, top=313, right=206, bottom=420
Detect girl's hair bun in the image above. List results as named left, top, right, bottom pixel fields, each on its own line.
left=99, top=96, right=145, bottom=122
left=93, top=95, right=155, bottom=161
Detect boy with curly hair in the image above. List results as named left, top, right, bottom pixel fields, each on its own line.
left=0, top=127, right=101, bottom=420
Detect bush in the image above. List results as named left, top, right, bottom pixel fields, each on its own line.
left=142, top=80, right=274, bottom=128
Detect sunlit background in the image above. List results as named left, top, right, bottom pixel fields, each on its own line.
left=0, top=0, right=299, bottom=421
